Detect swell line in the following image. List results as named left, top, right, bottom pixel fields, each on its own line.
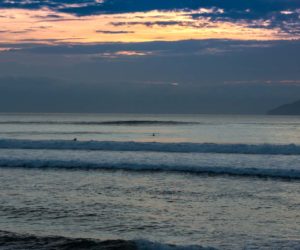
left=0, top=160, right=299, bottom=180
left=0, top=230, right=216, bottom=250
left=0, top=139, right=300, bottom=155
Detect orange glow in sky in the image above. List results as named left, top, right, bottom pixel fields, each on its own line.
left=0, top=8, right=297, bottom=45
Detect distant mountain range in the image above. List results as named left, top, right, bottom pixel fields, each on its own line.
left=268, top=99, right=300, bottom=115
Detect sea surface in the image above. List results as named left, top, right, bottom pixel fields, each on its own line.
left=0, top=113, right=299, bottom=250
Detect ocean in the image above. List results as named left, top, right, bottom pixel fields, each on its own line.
left=0, top=113, right=299, bottom=250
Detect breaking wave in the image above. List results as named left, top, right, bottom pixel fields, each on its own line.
left=1, top=159, right=299, bottom=180
left=0, top=230, right=216, bottom=250
left=0, top=139, right=300, bottom=155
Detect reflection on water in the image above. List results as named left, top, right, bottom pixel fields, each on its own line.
left=0, top=113, right=299, bottom=250
left=0, top=168, right=299, bottom=249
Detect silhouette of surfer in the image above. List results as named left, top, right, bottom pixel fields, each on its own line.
left=73, top=138, right=77, bottom=141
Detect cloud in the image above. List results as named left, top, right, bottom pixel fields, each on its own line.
left=1, top=39, right=299, bottom=82
left=95, top=30, right=134, bottom=34
left=0, top=47, right=15, bottom=52
left=0, top=38, right=299, bottom=114
left=1, top=0, right=297, bottom=16
left=0, top=0, right=299, bottom=36
left=86, top=50, right=154, bottom=58
left=0, top=8, right=298, bottom=45
left=110, top=21, right=192, bottom=27
left=4, top=39, right=292, bottom=56
left=0, top=28, right=35, bottom=34
left=224, top=79, right=300, bottom=86
left=139, top=80, right=180, bottom=86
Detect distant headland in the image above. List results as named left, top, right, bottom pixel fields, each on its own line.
left=267, top=99, right=300, bottom=115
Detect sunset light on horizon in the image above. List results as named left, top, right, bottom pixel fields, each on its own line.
left=0, top=2, right=299, bottom=46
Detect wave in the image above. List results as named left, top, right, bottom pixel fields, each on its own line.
left=0, top=120, right=198, bottom=126
left=1, top=159, right=299, bottom=180
left=0, top=230, right=216, bottom=250
left=0, top=139, right=300, bottom=155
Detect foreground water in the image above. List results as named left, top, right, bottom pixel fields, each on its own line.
left=0, top=113, right=299, bottom=249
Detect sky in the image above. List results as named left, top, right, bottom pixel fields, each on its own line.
left=0, top=0, right=300, bottom=114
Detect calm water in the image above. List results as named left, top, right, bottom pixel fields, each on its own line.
left=0, top=113, right=299, bottom=249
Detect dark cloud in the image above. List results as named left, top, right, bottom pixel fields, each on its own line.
left=33, top=14, right=63, bottom=18
left=2, top=0, right=297, bottom=16
left=1, top=28, right=35, bottom=34
left=6, top=39, right=297, bottom=56
left=0, top=39, right=299, bottom=114
left=110, top=20, right=218, bottom=30
left=95, top=30, right=135, bottom=34
left=111, top=21, right=193, bottom=27
left=0, top=2, right=299, bottom=114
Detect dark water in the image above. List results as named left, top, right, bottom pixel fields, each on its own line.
left=0, top=114, right=299, bottom=249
